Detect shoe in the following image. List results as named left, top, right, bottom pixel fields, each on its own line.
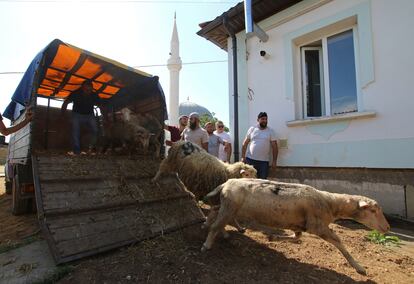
left=88, top=147, right=97, bottom=155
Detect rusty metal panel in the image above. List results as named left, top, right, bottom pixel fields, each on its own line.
left=33, top=154, right=205, bottom=264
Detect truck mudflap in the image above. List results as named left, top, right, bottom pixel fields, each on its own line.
left=32, top=154, right=205, bottom=264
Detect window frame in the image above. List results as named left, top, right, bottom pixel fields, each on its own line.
left=301, top=46, right=325, bottom=119
left=299, top=25, right=360, bottom=119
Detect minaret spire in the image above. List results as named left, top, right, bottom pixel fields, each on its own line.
left=167, top=13, right=182, bottom=126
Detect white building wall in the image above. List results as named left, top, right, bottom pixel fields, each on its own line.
left=229, top=0, right=414, bottom=168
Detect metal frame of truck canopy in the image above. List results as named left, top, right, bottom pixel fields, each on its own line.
left=5, top=38, right=167, bottom=122
left=5, top=38, right=167, bottom=160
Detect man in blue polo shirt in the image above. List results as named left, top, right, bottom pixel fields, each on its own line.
left=241, top=112, right=278, bottom=179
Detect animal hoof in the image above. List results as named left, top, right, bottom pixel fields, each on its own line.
left=201, top=244, right=209, bottom=252
left=356, top=266, right=367, bottom=275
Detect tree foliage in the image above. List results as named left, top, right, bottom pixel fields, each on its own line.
left=199, top=113, right=229, bottom=132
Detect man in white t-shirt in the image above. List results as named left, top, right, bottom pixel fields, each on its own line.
left=181, top=112, right=209, bottom=151
left=213, top=120, right=232, bottom=163
left=241, top=112, right=278, bottom=179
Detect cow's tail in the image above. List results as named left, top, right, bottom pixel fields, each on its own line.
left=205, top=183, right=225, bottom=200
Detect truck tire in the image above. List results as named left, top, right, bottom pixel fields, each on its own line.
left=5, top=180, right=12, bottom=195
left=12, top=173, right=30, bottom=215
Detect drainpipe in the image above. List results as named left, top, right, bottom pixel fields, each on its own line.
left=223, top=15, right=239, bottom=162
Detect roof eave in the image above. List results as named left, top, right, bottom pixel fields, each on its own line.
left=197, top=0, right=303, bottom=50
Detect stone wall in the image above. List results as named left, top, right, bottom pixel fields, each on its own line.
left=270, top=167, right=414, bottom=221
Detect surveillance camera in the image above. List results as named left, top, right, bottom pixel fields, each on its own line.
left=259, top=50, right=270, bottom=60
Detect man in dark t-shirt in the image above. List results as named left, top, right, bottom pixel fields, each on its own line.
left=61, top=80, right=101, bottom=155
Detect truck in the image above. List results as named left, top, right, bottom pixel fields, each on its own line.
left=4, top=39, right=204, bottom=264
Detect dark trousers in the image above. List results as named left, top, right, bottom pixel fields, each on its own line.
left=72, top=112, right=98, bottom=154
left=246, top=157, right=269, bottom=179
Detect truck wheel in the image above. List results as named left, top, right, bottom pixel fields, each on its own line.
left=12, top=173, right=30, bottom=215
left=5, top=181, right=12, bottom=195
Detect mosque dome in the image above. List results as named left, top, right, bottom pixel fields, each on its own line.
left=179, top=99, right=212, bottom=118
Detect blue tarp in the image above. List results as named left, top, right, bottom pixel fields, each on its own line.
left=3, top=51, right=43, bottom=120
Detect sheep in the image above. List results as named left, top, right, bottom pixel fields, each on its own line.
left=121, top=108, right=163, bottom=158
left=152, top=141, right=257, bottom=201
left=98, top=110, right=151, bottom=155
left=201, top=178, right=390, bottom=275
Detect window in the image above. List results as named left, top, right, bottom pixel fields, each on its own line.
left=301, top=29, right=357, bottom=118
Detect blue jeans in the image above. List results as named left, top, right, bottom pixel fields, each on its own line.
left=72, top=112, right=98, bottom=154
left=245, top=157, right=269, bottom=179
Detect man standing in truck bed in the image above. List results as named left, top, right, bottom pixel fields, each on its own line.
left=61, top=80, right=101, bottom=155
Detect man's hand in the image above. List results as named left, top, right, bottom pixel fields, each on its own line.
left=241, top=157, right=246, bottom=163
left=165, top=140, right=173, bottom=147
left=271, top=161, right=277, bottom=169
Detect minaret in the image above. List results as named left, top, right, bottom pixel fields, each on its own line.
left=167, top=13, right=182, bottom=126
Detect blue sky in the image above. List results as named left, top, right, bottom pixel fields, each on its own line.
left=0, top=0, right=237, bottom=126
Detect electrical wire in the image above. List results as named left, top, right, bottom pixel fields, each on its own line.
left=134, top=60, right=227, bottom=68
left=0, top=0, right=237, bottom=4
left=0, top=59, right=228, bottom=75
left=0, top=72, right=24, bottom=75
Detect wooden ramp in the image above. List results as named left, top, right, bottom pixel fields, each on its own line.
left=32, top=154, right=205, bottom=264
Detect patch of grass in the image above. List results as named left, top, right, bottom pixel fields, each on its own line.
left=365, top=230, right=401, bottom=246
left=0, top=235, right=40, bottom=254
left=32, top=265, right=74, bottom=284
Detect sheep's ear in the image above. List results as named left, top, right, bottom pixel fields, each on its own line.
left=240, top=169, right=246, bottom=175
left=358, top=200, right=369, bottom=209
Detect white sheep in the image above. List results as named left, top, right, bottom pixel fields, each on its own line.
left=152, top=141, right=257, bottom=201
left=202, top=178, right=390, bottom=275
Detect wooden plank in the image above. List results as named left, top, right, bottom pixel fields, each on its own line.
left=9, top=136, right=30, bottom=153
left=48, top=199, right=201, bottom=242
left=36, top=156, right=159, bottom=166
left=40, top=177, right=180, bottom=196
left=36, top=161, right=159, bottom=173
left=38, top=169, right=157, bottom=181
left=11, top=120, right=31, bottom=141
left=50, top=200, right=203, bottom=258
left=36, top=157, right=160, bottom=181
left=40, top=178, right=192, bottom=213
left=38, top=155, right=161, bottom=171
left=39, top=178, right=133, bottom=193
left=9, top=137, right=31, bottom=152
left=31, top=105, right=73, bottom=151
left=9, top=144, right=30, bottom=158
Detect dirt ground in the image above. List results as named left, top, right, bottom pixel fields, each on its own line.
left=1, top=177, right=413, bottom=284
left=0, top=178, right=38, bottom=246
